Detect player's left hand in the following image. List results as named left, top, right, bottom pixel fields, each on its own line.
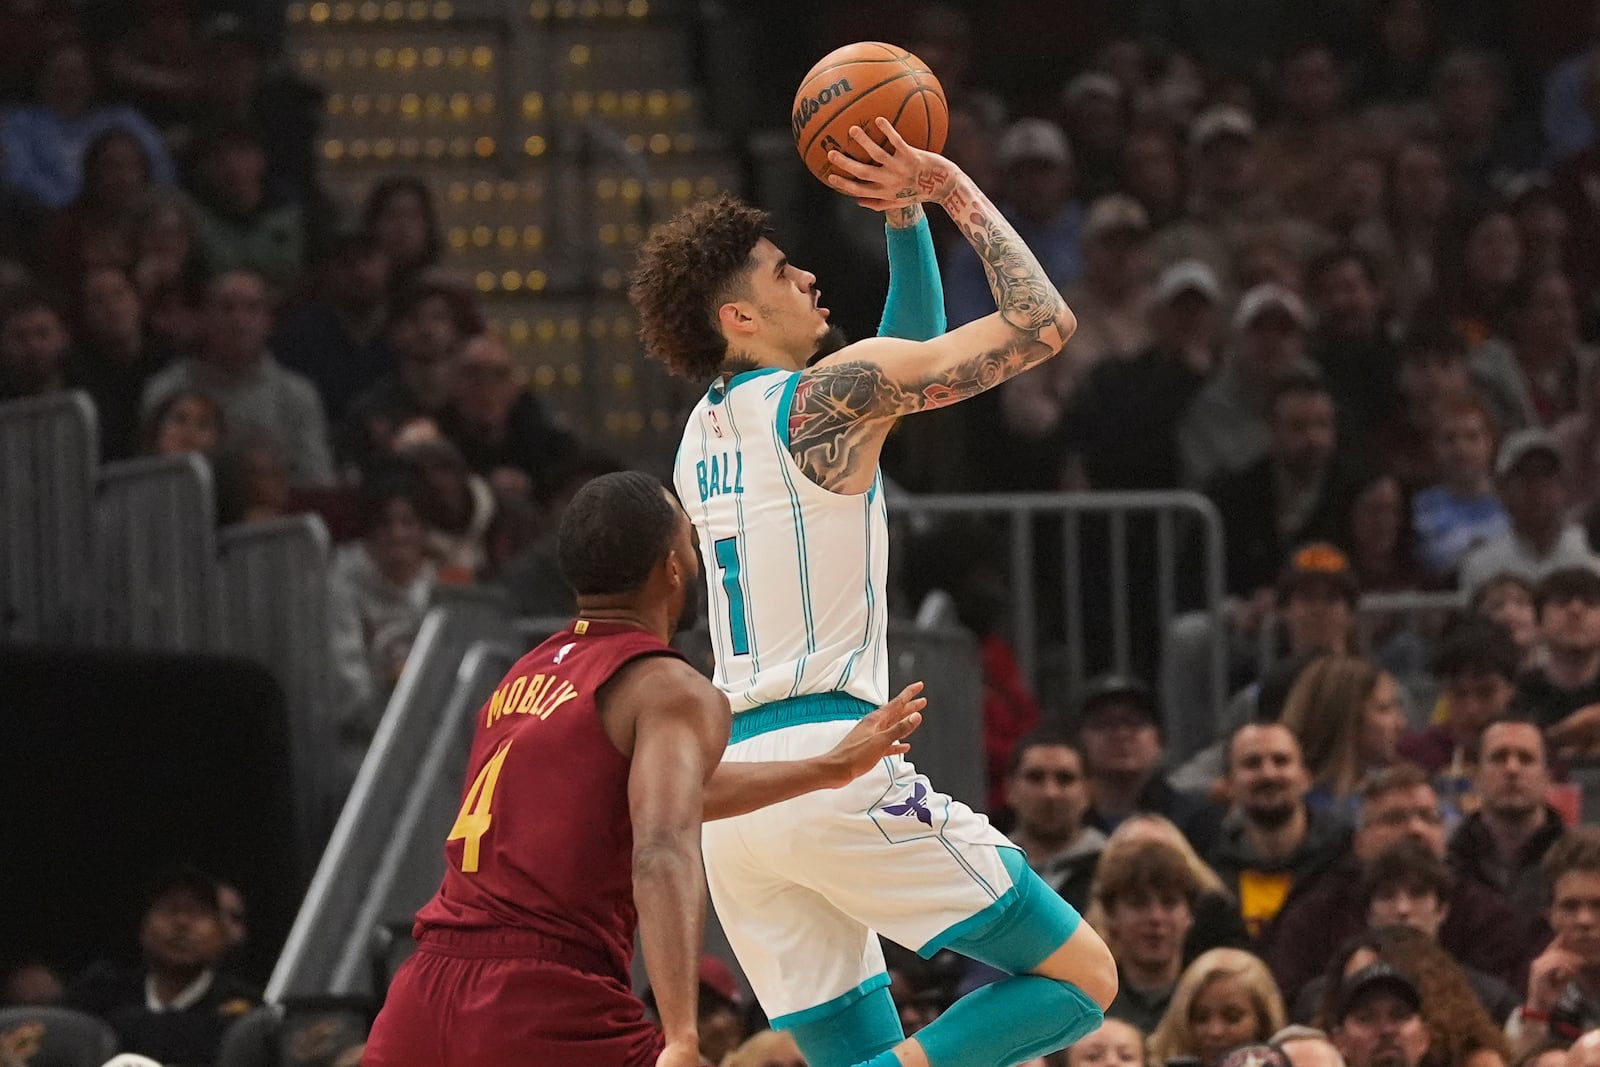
left=821, top=681, right=926, bottom=787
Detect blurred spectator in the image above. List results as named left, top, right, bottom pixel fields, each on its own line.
left=1003, top=193, right=1152, bottom=442
left=695, top=956, right=745, bottom=1067
left=1061, top=73, right=1126, bottom=202
left=1278, top=656, right=1408, bottom=815
left=1002, top=730, right=1104, bottom=910
left=1059, top=1016, right=1145, bottom=1067
left=438, top=330, right=577, bottom=505
left=0, top=36, right=173, bottom=211
left=1094, top=836, right=1201, bottom=1032
left=71, top=266, right=170, bottom=459
left=360, top=177, right=440, bottom=296
left=273, top=229, right=391, bottom=425
left=1181, top=288, right=1317, bottom=491
left=103, top=0, right=204, bottom=128
left=329, top=472, right=435, bottom=755
left=142, top=386, right=221, bottom=457
left=141, top=270, right=334, bottom=486
left=396, top=432, right=494, bottom=578
left=1509, top=182, right=1571, bottom=281
left=1073, top=675, right=1223, bottom=856
left=2, top=961, right=63, bottom=1007
left=215, top=881, right=247, bottom=963
left=1205, top=373, right=1358, bottom=598
left=1520, top=567, right=1600, bottom=746
left=1352, top=0, right=1441, bottom=114
left=1325, top=151, right=1388, bottom=257
left=1148, top=948, right=1288, bottom=1067
left=35, top=127, right=150, bottom=289
left=67, top=866, right=259, bottom=1066
left=1209, top=722, right=1350, bottom=940
left=1379, top=321, right=1475, bottom=492
left=1508, top=828, right=1600, bottom=1049
left=946, top=118, right=1081, bottom=328
left=495, top=447, right=625, bottom=617
left=1449, top=718, right=1563, bottom=919
left=1553, top=360, right=1600, bottom=518
left=1426, top=210, right=1523, bottom=351
left=0, top=289, right=71, bottom=400
left=1412, top=395, right=1508, bottom=580
left=1459, top=431, right=1600, bottom=593
left=215, top=437, right=290, bottom=526
left=1267, top=764, right=1534, bottom=1005
left=1271, top=1025, right=1345, bottom=1067
left=1382, top=141, right=1456, bottom=328
left=1431, top=49, right=1538, bottom=200
left=1469, top=271, right=1597, bottom=433
left=1257, top=41, right=1363, bottom=221
left=1119, top=124, right=1186, bottom=229
left=1474, top=572, right=1546, bottom=670
left=1309, top=248, right=1401, bottom=455
left=721, top=1030, right=806, bottom=1067
left=1543, top=41, right=1600, bottom=168
left=341, top=280, right=481, bottom=472
left=1398, top=620, right=1521, bottom=777
left=882, top=941, right=951, bottom=1035
left=1342, top=471, right=1426, bottom=598
left=1328, top=964, right=1432, bottom=1067
left=187, top=123, right=304, bottom=291
left=1063, top=257, right=1221, bottom=490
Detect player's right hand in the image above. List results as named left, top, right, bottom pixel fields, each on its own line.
left=656, top=1038, right=705, bottom=1067
left=826, top=116, right=957, bottom=212
left=820, top=681, right=927, bottom=787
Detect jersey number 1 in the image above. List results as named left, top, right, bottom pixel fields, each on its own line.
left=713, top=536, right=751, bottom=656
left=447, top=740, right=512, bottom=873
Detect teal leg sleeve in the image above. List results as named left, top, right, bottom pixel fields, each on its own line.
left=914, top=975, right=1104, bottom=1067
left=781, top=978, right=903, bottom=1067
left=878, top=216, right=946, bottom=341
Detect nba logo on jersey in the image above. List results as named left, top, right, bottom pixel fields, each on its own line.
left=708, top=409, right=724, bottom=438
left=553, top=642, right=575, bottom=664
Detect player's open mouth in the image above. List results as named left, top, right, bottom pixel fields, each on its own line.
left=814, top=294, right=829, bottom=318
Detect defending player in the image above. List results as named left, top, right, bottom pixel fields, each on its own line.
left=630, top=120, right=1117, bottom=1067
left=363, top=472, right=926, bottom=1067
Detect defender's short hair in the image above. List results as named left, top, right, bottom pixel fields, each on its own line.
left=557, top=471, right=679, bottom=596
left=629, top=195, right=772, bottom=381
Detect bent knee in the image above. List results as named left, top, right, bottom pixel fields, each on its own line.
left=1035, top=921, right=1117, bottom=1010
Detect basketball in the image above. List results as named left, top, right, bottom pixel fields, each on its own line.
left=792, top=42, right=948, bottom=187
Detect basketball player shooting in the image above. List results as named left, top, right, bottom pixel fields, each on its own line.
left=363, top=472, right=929, bottom=1067
left=630, top=114, right=1117, bottom=1067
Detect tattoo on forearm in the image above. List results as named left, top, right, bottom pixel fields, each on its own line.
left=946, top=181, right=1066, bottom=343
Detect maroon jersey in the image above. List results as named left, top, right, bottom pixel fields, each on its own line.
left=414, top=620, right=686, bottom=983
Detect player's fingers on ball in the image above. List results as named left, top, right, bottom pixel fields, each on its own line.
left=850, top=125, right=892, bottom=164
left=826, top=173, right=875, bottom=198
left=875, top=115, right=912, bottom=151
left=825, top=150, right=878, bottom=179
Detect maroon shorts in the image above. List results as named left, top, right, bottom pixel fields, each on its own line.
left=363, top=929, right=663, bottom=1067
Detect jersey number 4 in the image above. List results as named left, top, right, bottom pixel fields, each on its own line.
left=713, top=536, right=751, bottom=657
left=447, top=740, right=512, bottom=873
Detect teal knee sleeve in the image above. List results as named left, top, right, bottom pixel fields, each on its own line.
left=779, top=977, right=903, bottom=1067
left=916, top=975, right=1105, bottom=1067
left=942, top=847, right=1082, bottom=973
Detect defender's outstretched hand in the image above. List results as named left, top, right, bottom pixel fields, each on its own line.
left=819, top=681, right=927, bottom=787
left=826, top=117, right=958, bottom=213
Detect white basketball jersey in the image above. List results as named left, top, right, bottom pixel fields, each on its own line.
left=673, top=367, right=890, bottom=714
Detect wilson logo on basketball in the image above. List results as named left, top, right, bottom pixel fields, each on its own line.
left=791, top=78, right=854, bottom=139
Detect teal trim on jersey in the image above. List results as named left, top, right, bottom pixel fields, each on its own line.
left=769, top=427, right=819, bottom=673
left=782, top=979, right=902, bottom=1067
left=775, top=369, right=802, bottom=451
left=835, top=492, right=876, bottom=689
left=728, top=366, right=783, bottom=388
left=729, top=691, right=873, bottom=743
left=719, top=393, right=760, bottom=669
left=770, top=971, right=892, bottom=1031
left=695, top=412, right=732, bottom=664
left=919, top=847, right=1083, bottom=968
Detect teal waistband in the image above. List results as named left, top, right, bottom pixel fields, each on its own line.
left=729, top=692, right=875, bottom=744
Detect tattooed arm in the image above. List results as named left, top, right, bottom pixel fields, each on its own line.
left=786, top=117, right=1076, bottom=492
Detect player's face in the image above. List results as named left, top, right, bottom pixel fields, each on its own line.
left=742, top=238, right=830, bottom=361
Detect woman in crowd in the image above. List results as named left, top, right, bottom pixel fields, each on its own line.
left=1149, top=949, right=1288, bottom=1067
left=1278, top=655, right=1409, bottom=814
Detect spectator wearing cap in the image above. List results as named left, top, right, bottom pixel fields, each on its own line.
left=1469, top=271, right=1598, bottom=434
left=1398, top=620, right=1521, bottom=778
left=1412, top=395, right=1509, bottom=580
left=1267, top=765, right=1536, bottom=1006
left=1450, top=718, right=1564, bottom=920
left=1518, top=568, right=1600, bottom=747
left=1002, top=730, right=1105, bottom=910
left=142, top=269, right=335, bottom=487
left=945, top=117, right=1082, bottom=331
left=1075, top=675, right=1224, bottom=857
left=0, top=289, right=73, bottom=402
left=1510, top=828, right=1600, bottom=1051
left=1063, top=258, right=1222, bottom=491
left=1062, top=72, right=1127, bottom=202
left=1003, top=193, right=1153, bottom=445
left=1308, top=248, right=1402, bottom=459
left=274, top=230, right=392, bottom=425
left=1179, top=286, right=1321, bottom=491
left=67, top=867, right=259, bottom=1066
left=1209, top=722, right=1350, bottom=942
left=1257, top=41, right=1365, bottom=222
left=1459, top=431, right=1600, bottom=594
left=187, top=123, right=306, bottom=292
left=1330, top=964, right=1431, bottom=1067
left=0, top=37, right=175, bottom=211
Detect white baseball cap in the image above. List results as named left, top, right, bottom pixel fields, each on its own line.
left=999, top=118, right=1072, bottom=168
left=1154, top=260, right=1224, bottom=305
left=1233, top=283, right=1311, bottom=331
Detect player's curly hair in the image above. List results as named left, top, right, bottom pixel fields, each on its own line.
left=628, top=195, right=771, bottom=381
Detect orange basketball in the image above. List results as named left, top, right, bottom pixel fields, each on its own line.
left=792, top=41, right=948, bottom=187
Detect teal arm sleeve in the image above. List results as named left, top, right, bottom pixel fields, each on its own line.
left=877, top=215, right=946, bottom=341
